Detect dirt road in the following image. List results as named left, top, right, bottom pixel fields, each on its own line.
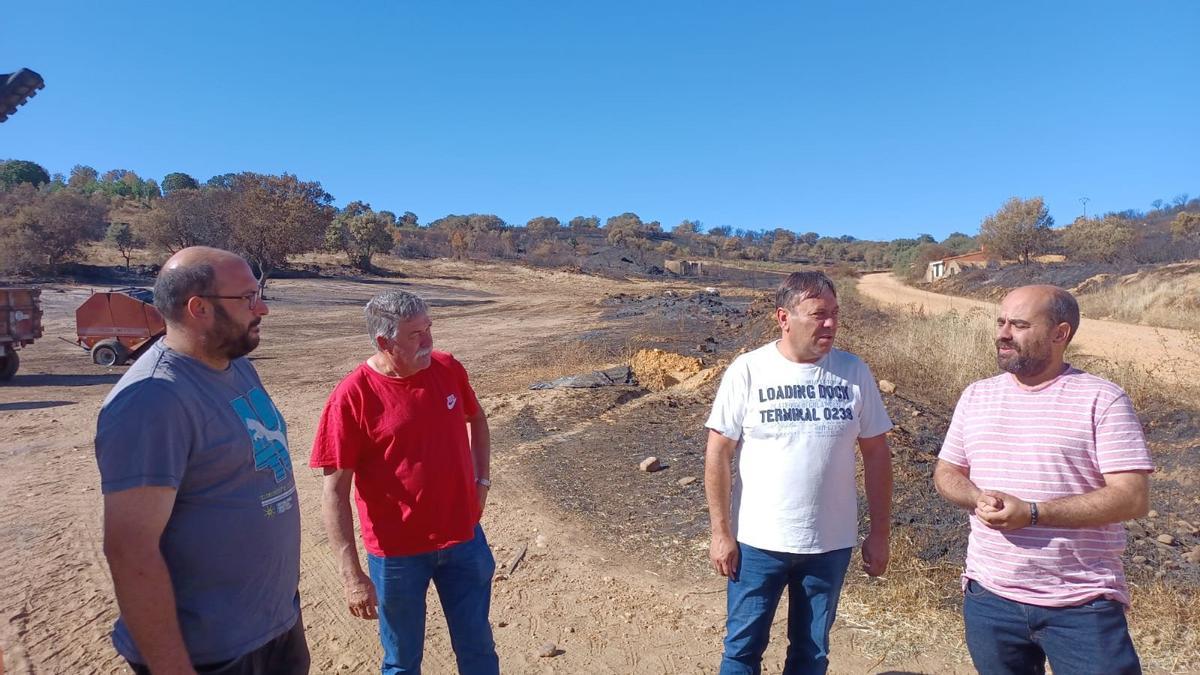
left=857, top=272, right=1199, bottom=387
left=0, top=261, right=970, bottom=674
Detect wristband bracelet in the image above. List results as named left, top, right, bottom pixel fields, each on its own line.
left=476, top=478, right=492, bottom=488
left=1029, top=502, right=1039, bottom=526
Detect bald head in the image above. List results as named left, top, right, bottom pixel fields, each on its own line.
left=154, top=247, right=253, bottom=324
left=1003, top=285, right=1080, bottom=345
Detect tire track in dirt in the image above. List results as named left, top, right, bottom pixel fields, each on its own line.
left=0, top=434, right=125, bottom=674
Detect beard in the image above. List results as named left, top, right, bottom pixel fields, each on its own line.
left=996, top=338, right=1050, bottom=377
left=212, top=303, right=261, bottom=360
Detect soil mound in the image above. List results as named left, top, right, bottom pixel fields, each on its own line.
left=630, top=349, right=704, bottom=391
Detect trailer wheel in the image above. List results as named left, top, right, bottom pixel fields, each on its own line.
left=91, top=340, right=129, bottom=367
left=0, top=349, right=17, bottom=381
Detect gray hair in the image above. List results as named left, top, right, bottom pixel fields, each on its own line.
left=365, top=290, right=429, bottom=347
left=154, top=263, right=216, bottom=323
left=1045, top=287, right=1081, bottom=345
left=776, top=271, right=837, bottom=311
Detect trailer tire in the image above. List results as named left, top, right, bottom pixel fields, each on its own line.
left=0, top=349, right=17, bottom=381
left=91, top=340, right=129, bottom=367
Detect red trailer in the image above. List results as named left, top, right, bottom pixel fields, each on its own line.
left=75, top=287, right=166, bottom=366
left=1, top=287, right=43, bottom=381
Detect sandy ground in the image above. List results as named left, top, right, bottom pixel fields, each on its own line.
left=857, top=272, right=1200, bottom=387
left=0, top=261, right=973, bottom=675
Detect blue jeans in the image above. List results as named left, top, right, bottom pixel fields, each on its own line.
left=367, top=524, right=499, bottom=675
left=719, top=544, right=852, bottom=675
left=963, top=579, right=1141, bottom=675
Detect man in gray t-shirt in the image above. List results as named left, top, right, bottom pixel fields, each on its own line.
left=95, top=247, right=307, bottom=674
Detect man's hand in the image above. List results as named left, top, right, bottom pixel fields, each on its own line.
left=709, top=532, right=739, bottom=580
left=861, top=528, right=890, bottom=577
left=343, top=572, right=378, bottom=620
left=974, top=490, right=1032, bottom=530
left=477, top=483, right=489, bottom=516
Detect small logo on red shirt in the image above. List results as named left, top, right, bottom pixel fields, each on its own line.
left=447, top=394, right=457, bottom=410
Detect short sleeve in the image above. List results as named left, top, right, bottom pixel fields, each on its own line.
left=309, top=382, right=368, bottom=471
left=449, top=356, right=481, bottom=418
left=705, top=356, right=750, bottom=441
left=938, top=387, right=972, bottom=468
left=95, top=380, right=193, bottom=493
left=1094, top=392, right=1154, bottom=474
left=856, top=362, right=893, bottom=439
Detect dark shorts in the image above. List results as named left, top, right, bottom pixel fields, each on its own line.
left=128, top=616, right=309, bottom=675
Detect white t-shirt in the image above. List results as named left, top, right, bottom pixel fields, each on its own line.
left=706, top=342, right=892, bottom=554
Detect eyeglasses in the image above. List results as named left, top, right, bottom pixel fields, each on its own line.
left=200, top=290, right=262, bottom=309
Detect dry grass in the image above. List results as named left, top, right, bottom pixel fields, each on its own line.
left=842, top=282, right=1200, bottom=412
left=837, top=280, right=996, bottom=408
left=508, top=335, right=642, bottom=389
left=1127, top=579, right=1200, bottom=673
left=837, top=533, right=1200, bottom=673
left=77, top=241, right=162, bottom=268
left=1076, top=265, right=1200, bottom=331
left=837, top=531, right=970, bottom=666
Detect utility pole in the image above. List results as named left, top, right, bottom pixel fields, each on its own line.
left=1079, top=196, right=1090, bottom=220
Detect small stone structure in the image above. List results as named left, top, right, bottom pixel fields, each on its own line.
left=664, top=259, right=708, bottom=276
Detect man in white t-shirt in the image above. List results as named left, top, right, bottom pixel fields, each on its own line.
left=705, top=271, right=894, bottom=675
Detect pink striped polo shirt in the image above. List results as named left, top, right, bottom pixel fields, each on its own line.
left=939, top=366, right=1153, bottom=607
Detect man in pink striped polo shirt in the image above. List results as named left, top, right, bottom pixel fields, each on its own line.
left=933, top=285, right=1152, bottom=675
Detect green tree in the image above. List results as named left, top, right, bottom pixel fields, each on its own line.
left=106, top=222, right=145, bottom=269
left=568, top=215, right=599, bottom=231
left=206, top=173, right=237, bottom=190
left=769, top=229, right=797, bottom=261
left=0, top=160, right=51, bottom=188
left=1060, top=215, right=1137, bottom=263
left=400, top=211, right=418, bottom=226
left=68, top=164, right=99, bottom=190
left=940, top=231, right=978, bottom=254
left=977, top=196, right=1054, bottom=263
left=326, top=203, right=395, bottom=270
left=466, top=214, right=506, bottom=232
left=161, top=172, right=200, bottom=195
left=605, top=212, right=643, bottom=231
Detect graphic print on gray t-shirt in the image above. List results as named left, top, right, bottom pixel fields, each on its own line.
left=95, top=342, right=301, bottom=665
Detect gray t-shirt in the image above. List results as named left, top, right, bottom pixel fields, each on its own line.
left=95, top=341, right=301, bottom=665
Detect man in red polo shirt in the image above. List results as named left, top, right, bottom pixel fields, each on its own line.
left=311, top=290, right=497, bottom=675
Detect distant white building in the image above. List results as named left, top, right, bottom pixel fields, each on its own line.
left=925, top=250, right=993, bottom=283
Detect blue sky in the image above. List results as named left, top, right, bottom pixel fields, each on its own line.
left=4, top=2, right=1198, bottom=241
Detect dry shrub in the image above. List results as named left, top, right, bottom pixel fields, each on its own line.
left=512, top=336, right=640, bottom=388
left=837, top=530, right=969, bottom=665
left=1127, top=579, right=1200, bottom=673
left=1077, top=269, right=1200, bottom=331
left=1070, top=326, right=1200, bottom=411
left=837, top=535, right=1200, bottom=673
left=844, top=302, right=996, bottom=408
